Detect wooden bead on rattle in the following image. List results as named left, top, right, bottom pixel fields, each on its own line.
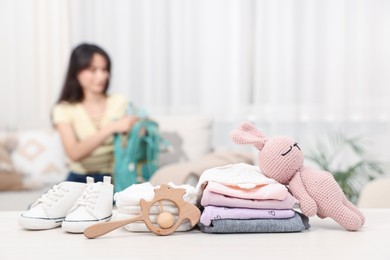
left=157, top=212, right=175, bottom=229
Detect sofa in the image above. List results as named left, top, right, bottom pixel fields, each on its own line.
left=0, top=115, right=254, bottom=210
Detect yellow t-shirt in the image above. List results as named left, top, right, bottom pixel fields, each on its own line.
left=52, top=94, right=128, bottom=174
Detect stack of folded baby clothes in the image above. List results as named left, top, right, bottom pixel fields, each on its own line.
left=196, top=163, right=310, bottom=233
left=114, top=182, right=198, bottom=232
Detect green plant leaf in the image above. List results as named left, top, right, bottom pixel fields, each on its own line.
left=306, top=132, right=384, bottom=204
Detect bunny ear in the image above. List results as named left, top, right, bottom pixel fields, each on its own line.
left=230, top=121, right=267, bottom=150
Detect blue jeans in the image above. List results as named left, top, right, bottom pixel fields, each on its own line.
left=65, top=172, right=111, bottom=183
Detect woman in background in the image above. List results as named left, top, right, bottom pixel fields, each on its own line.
left=52, top=43, right=137, bottom=183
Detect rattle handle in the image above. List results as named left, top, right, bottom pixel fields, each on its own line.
left=84, top=216, right=143, bottom=239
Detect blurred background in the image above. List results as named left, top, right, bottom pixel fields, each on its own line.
left=1, top=0, right=390, bottom=183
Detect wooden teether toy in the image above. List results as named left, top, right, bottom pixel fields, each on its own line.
left=84, top=184, right=201, bottom=238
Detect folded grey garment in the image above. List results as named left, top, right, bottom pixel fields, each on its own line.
left=198, top=212, right=310, bottom=234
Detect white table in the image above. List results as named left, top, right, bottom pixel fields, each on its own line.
left=2, top=209, right=389, bottom=259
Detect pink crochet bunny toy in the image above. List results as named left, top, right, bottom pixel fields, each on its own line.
left=231, top=121, right=365, bottom=231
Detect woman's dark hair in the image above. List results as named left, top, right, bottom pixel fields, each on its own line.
left=57, top=43, right=111, bottom=103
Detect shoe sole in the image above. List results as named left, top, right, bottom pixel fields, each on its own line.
left=19, top=215, right=64, bottom=230
left=62, top=215, right=112, bottom=234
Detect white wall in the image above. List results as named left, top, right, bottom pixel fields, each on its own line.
left=1, top=0, right=390, bottom=174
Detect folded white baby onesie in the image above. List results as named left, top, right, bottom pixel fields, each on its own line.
left=114, top=211, right=192, bottom=232
left=114, top=182, right=198, bottom=232
left=117, top=205, right=180, bottom=214
left=196, top=163, right=280, bottom=197
left=114, top=182, right=198, bottom=208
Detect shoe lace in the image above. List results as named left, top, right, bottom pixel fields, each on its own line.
left=75, top=184, right=99, bottom=209
left=35, top=184, right=68, bottom=207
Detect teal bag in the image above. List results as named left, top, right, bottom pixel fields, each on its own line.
left=113, top=119, right=161, bottom=193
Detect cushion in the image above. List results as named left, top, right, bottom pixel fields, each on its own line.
left=154, top=115, right=213, bottom=167
left=0, top=172, right=24, bottom=191
left=10, top=129, right=68, bottom=186
left=0, top=139, right=25, bottom=191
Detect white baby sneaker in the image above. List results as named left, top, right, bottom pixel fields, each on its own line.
left=62, top=176, right=113, bottom=233
left=19, top=181, right=86, bottom=230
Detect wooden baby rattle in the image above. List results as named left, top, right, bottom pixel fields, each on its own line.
left=84, top=184, right=201, bottom=238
